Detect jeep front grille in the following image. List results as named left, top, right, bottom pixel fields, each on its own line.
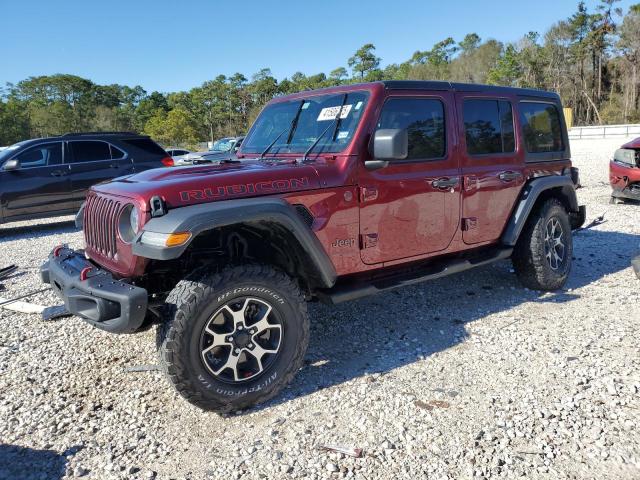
left=83, top=194, right=123, bottom=259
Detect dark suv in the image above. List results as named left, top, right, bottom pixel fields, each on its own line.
left=43, top=82, right=585, bottom=412
left=0, top=132, right=172, bottom=224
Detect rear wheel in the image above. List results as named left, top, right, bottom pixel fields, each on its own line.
left=157, top=264, right=308, bottom=412
left=512, top=198, right=573, bottom=291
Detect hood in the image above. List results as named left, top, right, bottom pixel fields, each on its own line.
left=622, top=137, right=640, bottom=149
left=92, top=159, right=321, bottom=211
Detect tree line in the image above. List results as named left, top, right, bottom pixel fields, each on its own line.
left=1, top=1, right=638, bottom=148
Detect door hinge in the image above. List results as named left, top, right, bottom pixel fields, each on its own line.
left=360, top=233, right=378, bottom=249
left=462, top=217, right=478, bottom=231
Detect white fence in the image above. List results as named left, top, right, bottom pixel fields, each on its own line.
left=569, top=124, right=640, bottom=140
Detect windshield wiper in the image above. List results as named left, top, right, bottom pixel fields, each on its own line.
left=302, top=93, right=347, bottom=162
left=260, top=100, right=305, bottom=159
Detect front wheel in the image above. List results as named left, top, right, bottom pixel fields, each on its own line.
left=157, top=265, right=309, bottom=412
left=512, top=198, right=573, bottom=291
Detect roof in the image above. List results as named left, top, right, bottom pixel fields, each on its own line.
left=381, top=80, right=560, bottom=99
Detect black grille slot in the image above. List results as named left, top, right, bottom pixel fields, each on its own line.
left=294, top=204, right=314, bottom=228
left=83, top=194, right=123, bottom=258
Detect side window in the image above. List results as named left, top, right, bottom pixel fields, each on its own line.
left=15, top=143, right=62, bottom=168
left=376, top=98, right=446, bottom=160
left=519, top=102, right=564, bottom=153
left=463, top=99, right=515, bottom=155
left=110, top=144, right=126, bottom=159
left=122, top=138, right=167, bottom=156
left=69, top=141, right=112, bottom=162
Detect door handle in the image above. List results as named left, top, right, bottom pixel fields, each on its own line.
left=50, top=170, right=67, bottom=177
left=498, top=171, right=522, bottom=182
left=431, top=177, right=459, bottom=189
left=109, top=163, right=120, bottom=168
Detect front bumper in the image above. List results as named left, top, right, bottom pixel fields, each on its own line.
left=41, top=247, right=148, bottom=333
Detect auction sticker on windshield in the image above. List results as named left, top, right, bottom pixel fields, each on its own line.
left=317, top=105, right=352, bottom=121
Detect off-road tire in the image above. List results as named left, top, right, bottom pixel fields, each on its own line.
left=512, top=198, right=573, bottom=291
left=157, top=264, right=309, bottom=412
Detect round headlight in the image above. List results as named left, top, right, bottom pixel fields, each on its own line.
left=118, top=204, right=139, bottom=243
left=130, top=207, right=139, bottom=235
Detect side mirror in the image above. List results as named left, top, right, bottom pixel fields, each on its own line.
left=2, top=159, right=20, bottom=171
left=365, top=129, right=408, bottom=170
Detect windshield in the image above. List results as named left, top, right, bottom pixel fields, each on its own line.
left=0, top=142, right=26, bottom=163
left=241, top=91, right=369, bottom=155
left=210, top=138, right=236, bottom=152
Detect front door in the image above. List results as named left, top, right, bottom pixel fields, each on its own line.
left=359, top=93, right=461, bottom=265
left=68, top=140, right=133, bottom=207
left=456, top=95, right=525, bottom=244
left=0, top=141, right=74, bottom=221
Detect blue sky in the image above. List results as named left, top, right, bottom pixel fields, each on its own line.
left=2, top=0, right=637, bottom=93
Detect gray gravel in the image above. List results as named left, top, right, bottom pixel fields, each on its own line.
left=1, top=137, right=639, bottom=479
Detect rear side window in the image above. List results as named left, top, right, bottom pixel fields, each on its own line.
left=463, top=99, right=515, bottom=155
left=376, top=98, right=446, bottom=160
left=69, top=141, right=111, bottom=162
left=110, top=144, right=126, bottom=159
left=122, top=138, right=167, bottom=156
left=16, top=142, right=62, bottom=168
left=519, top=102, right=564, bottom=153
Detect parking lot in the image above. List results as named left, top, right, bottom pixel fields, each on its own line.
left=0, top=137, right=638, bottom=479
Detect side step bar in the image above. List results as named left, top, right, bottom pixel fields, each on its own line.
left=317, top=248, right=513, bottom=304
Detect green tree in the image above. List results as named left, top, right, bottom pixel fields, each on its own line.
left=348, top=44, right=381, bottom=80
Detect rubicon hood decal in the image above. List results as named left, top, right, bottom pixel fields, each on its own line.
left=180, top=177, right=311, bottom=201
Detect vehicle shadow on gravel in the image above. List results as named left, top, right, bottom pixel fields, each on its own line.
left=261, top=229, right=639, bottom=411
left=0, top=220, right=77, bottom=241
left=0, top=444, right=80, bottom=479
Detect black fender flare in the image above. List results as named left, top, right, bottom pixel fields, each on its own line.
left=501, top=175, right=581, bottom=247
left=132, top=197, right=337, bottom=288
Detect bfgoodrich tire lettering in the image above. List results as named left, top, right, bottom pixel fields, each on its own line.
left=512, top=198, right=573, bottom=291
left=157, top=264, right=309, bottom=412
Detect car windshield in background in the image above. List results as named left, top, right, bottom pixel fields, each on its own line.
left=210, top=139, right=235, bottom=152
left=0, top=143, right=26, bottom=163
left=241, top=91, right=369, bottom=155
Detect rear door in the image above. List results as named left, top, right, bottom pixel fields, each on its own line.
left=456, top=95, right=525, bottom=244
left=359, top=92, right=461, bottom=264
left=67, top=140, right=133, bottom=207
left=0, top=141, right=74, bottom=221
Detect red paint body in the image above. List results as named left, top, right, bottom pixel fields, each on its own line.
left=610, top=137, right=640, bottom=198
left=87, top=82, right=570, bottom=280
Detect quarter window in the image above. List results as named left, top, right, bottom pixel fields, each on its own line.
left=519, top=102, right=564, bottom=153
left=69, top=141, right=112, bottom=162
left=110, top=144, right=126, bottom=159
left=463, top=99, right=515, bottom=155
left=376, top=98, right=446, bottom=160
left=15, top=143, right=62, bottom=168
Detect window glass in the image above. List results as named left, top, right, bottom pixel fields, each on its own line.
left=122, top=138, right=167, bottom=156
left=15, top=143, right=62, bottom=168
left=110, top=144, right=126, bottom=159
left=519, top=102, right=564, bottom=153
left=376, top=98, right=446, bottom=160
left=464, top=99, right=515, bottom=155
left=241, top=92, right=369, bottom=154
left=69, top=141, right=111, bottom=162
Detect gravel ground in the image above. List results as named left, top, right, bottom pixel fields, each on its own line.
left=0, top=137, right=638, bottom=480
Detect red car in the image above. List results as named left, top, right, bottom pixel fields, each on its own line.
left=610, top=137, right=640, bottom=203
left=42, top=81, right=585, bottom=411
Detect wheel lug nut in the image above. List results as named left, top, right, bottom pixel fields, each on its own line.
left=234, top=348, right=240, bottom=355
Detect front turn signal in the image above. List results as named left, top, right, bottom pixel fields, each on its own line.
left=165, top=232, right=192, bottom=247
left=140, top=231, right=191, bottom=248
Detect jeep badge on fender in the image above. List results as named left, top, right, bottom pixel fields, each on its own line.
left=41, top=81, right=585, bottom=412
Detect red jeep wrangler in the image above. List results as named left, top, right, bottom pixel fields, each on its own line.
left=42, top=81, right=585, bottom=412
left=610, top=137, right=640, bottom=203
